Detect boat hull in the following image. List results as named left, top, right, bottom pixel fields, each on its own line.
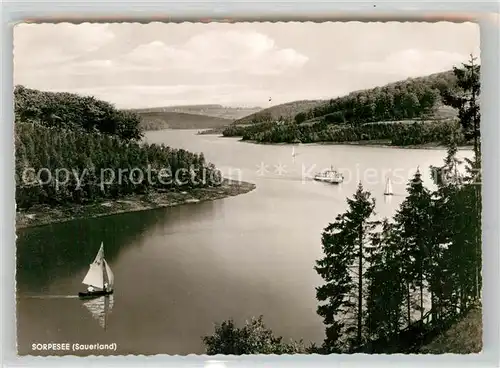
left=78, top=290, right=114, bottom=299
left=314, top=177, right=343, bottom=184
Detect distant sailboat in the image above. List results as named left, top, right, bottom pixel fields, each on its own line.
left=82, top=295, right=114, bottom=329
left=292, top=147, right=296, bottom=158
left=79, top=242, right=114, bottom=299
left=384, top=177, right=393, bottom=196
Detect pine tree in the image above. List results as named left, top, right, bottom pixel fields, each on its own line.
left=441, top=54, right=480, bottom=163
left=428, top=136, right=464, bottom=320
left=315, top=183, right=376, bottom=352
left=15, top=122, right=223, bottom=209
left=441, top=54, right=482, bottom=301
left=393, top=169, right=433, bottom=323
left=365, top=219, right=406, bottom=341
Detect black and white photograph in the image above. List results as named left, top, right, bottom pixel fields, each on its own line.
left=14, top=21, right=482, bottom=356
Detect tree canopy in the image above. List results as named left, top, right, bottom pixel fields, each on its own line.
left=14, top=85, right=143, bottom=140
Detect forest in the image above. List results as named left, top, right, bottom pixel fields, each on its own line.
left=221, top=69, right=470, bottom=146
left=203, top=56, right=482, bottom=354
left=224, top=119, right=465, bottom=146
left=14, top=85, right=143, bottom=141
left=294, top=69, right=458, bottom=125
left=14, top=87, right=223, bottom=210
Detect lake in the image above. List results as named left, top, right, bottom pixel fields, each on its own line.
left=16, top=130, right=468, bottom=355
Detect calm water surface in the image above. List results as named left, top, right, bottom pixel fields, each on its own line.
left=17, top=130, right=467, bottom=355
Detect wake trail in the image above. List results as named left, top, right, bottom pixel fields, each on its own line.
left=19, top=295, right=79, bottom=299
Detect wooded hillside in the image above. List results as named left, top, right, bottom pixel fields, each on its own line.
left=14, top=85, right=142, bottom=141
left=136, top=111, right=233, bottom=131
left=233, top=100, right=326, bottom=125
left=222, top=70, right=466, bottom=146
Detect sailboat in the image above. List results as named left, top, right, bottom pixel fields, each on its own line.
left=384, top=177, right=393, bottom=196
left=292, top=147, right=296, bottom=158
left=81, top=294, right=114, bottom=329
left=79, top=242, right=114, bottom=299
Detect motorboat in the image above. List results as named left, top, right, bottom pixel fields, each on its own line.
left=314, top=166, right=344, bottom=184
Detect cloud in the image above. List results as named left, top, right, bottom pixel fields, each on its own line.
left=12, top=23, right=478, bottom=109
left=14, top=28, right=308, bottom=91
left=121, top=30, right=309, bottom=75
left=14, top=23, right=115, bottom=68
left=338, top=49, right=476, bottom=77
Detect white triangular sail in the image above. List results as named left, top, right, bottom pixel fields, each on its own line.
left=104, top=259, right=114, bottom=290
left=82, top=263, right=104, bottom=290
left=384, top=177, right=393, bottom=195
left=82, top=243, right=105, bottom=289
left=82, top=242, right=105, bottom=290
left=82, top=242, right=114, bottom=292
left=93, top=242, right=104, bottom=263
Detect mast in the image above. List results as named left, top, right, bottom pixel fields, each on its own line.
left=101, top=242, right=114, bottom=291
left=101, top=242, right=107, bottom=291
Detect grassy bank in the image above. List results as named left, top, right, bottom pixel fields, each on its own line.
left=418, top=305, right=483, bottom=354
left=16, top=179, right=256, bottom=230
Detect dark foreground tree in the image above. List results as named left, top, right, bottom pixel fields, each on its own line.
left=441, top=53, right=482, bottom=301
left=393, top=169, right=433, bottom=323
left=315, top=183, right=376, bottom=352
left=441, top=53, right=480, bottom=162
left=202, top=316, right=308, bottom=354
left=365, top=219, right=406, bottom=341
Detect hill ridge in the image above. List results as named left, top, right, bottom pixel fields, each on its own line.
left=131, top=104, right=262, bottom=121
left=137, top=110, right=233, bottom=131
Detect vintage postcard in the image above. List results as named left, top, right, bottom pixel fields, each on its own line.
left=14, top=21, right=482, bottom=356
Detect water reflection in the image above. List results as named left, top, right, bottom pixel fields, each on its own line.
left=81, top=295, right=114, bottom=330
left=384, top=195, right=393, bottom=205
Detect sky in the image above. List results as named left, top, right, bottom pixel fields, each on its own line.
left=13, top=21, right=480, bottom=109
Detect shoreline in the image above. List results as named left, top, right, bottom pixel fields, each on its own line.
left=231, top=138, right=472, bottom=151
left=16, top=179, right=256, bottom=230
left=153, top=129, right=471, bottom=151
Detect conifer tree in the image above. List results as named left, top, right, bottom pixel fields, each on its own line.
left=15, top=122, right=222, bottom=208
left=441, top=54, right=482, bottom=301
left=365, top=219, right=406, bottom=340
left=393, top=169, right=432, bottom=323
left=428, top=136, right=465, bottom=319
left=315, top=183, right=376, bottom=352
left=442, top=54, right=480, bottom=161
